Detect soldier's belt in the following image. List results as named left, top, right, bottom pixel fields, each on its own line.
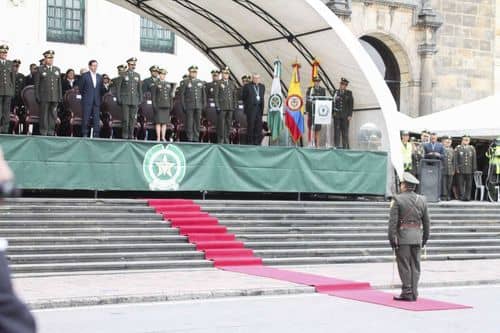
left=399, top=223, right=422, bottom=229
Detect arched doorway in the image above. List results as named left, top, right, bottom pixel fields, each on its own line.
left=360, top=35, right=401, bottom=110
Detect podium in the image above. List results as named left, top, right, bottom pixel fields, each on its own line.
left=307, top=95, right=333, bottom=148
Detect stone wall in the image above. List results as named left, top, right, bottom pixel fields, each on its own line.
left=431, top=0, right=496, bottom=111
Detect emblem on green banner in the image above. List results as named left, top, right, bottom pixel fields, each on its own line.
left=142, top=144, right=186, bottom=190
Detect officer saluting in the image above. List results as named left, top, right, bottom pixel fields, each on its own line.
left=180, top=65, right=205, bottom=142
left=389, top=172, right=430, bottom=302
left=0, top=45, right=15, bottom=134
left=455, top=134, right=477, bottom=201
left=34, top=50, right=62, bottom=136
left=214, top=67, right=237, bottom=144
left=116, top=57, right=142, bottom=139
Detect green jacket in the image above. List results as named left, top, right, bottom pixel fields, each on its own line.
left=15, top=73, right=25, bottom=98
left=388, top=191, right=430, bottom=246
left=180, top=78, right=205, bottom=110
left=205, top=80, right=218, bottom=100
left=0, top=60, right=16, bottom=97
left=442, top=146, right=456, bottom=176
left=455, top=145, right=477, bottom=174
left=142, top=76, right=158, bottom=95
left=214, top=79, right=238, bottom=111
left=152, top=81, right=172, bottom=109
left=34, top=64, right=62, bottom=102
left=116, top=70, right=142, bottom=106
left=332, top=88, right=353, bottom=119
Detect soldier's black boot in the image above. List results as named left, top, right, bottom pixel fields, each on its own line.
left=393, top=294, right=415, bottom=302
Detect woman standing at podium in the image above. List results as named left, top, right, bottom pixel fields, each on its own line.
left=306, top=76, right=326, bottom=147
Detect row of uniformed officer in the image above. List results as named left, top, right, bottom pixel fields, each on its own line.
left=0, top=45, right=16, bottom=134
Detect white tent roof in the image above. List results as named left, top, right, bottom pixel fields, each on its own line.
left=108, top=0, right=404, bottom=176
left=410, top=94, right=500, bottom=138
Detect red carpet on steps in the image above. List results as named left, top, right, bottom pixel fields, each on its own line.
left=148, top=199, right=471, bottom=312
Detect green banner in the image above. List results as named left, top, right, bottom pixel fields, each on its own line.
left=0, top=135, right=387, bottom=194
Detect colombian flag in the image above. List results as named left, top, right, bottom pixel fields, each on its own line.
left=285, top=62, right=305, bottom=143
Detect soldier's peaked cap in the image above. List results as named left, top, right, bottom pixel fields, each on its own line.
left=462, top=134, right=471, bottom=138
left=401, top=130, right=410, bottom=135
left=188, top=65, right=198, bottom=71
left=442, top=135, right=452, bottom=140
left=313, top=76, right=321, bottom=82
left=211, top=69, right=220, bottom=75
left=0, top=45, right=9, bottom=53
left=149, top=65, right=159, bottom=72
left=221, top=67, right=230, bottom=74
left=402, top=172, right=420, bottom=185
left=117, top=64, right=126, bottom=70
left=159, top=68, right=167, bottom=75
left=127, top=57, right=137, bottom=64
left=340, top=77, right=349, bottom=84
left=43, top=50, right=55, bottom=58
left=13, top=59, right=21, bottom=65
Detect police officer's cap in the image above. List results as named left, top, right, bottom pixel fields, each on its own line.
left=127, top=57, right=137, bottom=64
left=43, top=50, right=55, bottom=58
left=442, top=135, right=452, bottom=140
left=13, top=59, right=21, bottom=65
left=221, top=67, right=230, bottom=74
left=402, top=172, right=420, bottom=185
left=340, top=77, right=349, bottom=85
left=159, top=68, right=167, bottom=75
left=0, top=45, right=9, bottom=53
left=401, top=130, right=410, bottom=136
left=102, top=74, right=110, bottom=80
left=188, top=65, right=198, bottom=72
left=462, top=134, right=471, bottom=139
left=241, top=75, right=248, bottom=81
left=211, top=69, right=220, bottom=75
left=117, top=64, right=126, bottom=71
left=149, top=65, right=159, bottom=72
left=313, top=76, right=321, bottom=82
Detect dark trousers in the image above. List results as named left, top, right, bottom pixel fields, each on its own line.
left=0, top=96, right=12, bottom=134
left=82, top=103, right=100, bottom=138
left=217, top=110, right=233, bottom=144
left=457, top=173, right=473, bottom=201
left=121, top=104, right=137, bottom=139
left=441, top=174, right=454, bottom=200
left=0, top=252, right=36, bottom=333
left=396, top=244, right=421, bottom=298
left=39, top=101, right=58, bottom=136
left=334, top=117, right=349, bottom=149
left=246, top=109, right=263, bottom=145
left=185, top=108, right=201, bottom=142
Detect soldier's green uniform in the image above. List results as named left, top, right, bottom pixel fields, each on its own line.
left=180, top=65, right=205, bottom=142
left=455, top=136, right=477, bottom=201
left=214, top=68, right=238, bottom=144
left=116, top=58, right=142, bottom=139
left=110, top=64, right=127, bottom=97
left=441, top=136, right=456, bottom=201
left=34, top=50, right=62, bottom=136
left=389, top=172, right=430, bottom=301
left=142, top=65, right=160, bottom=96
left=205, top=70, right=220, bottom=102
left=151, top=70, right=172, bottom=125
left=0, top=45, right=15, bottom=133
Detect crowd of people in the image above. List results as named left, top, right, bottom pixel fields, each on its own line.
left=0, top=46, right=355, bottom=147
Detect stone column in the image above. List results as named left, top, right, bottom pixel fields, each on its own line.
left=326, top=0, right=352, bottom=18
left=417, top=2, right=442, bottom=116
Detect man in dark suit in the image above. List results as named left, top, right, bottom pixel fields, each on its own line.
left=241, top=73, right=265, bottom=145
left=78, top=60, right=102, bottom=138
left=423, top=132, right=445, bottom=161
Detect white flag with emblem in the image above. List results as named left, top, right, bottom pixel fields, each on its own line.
left=268, top=59, right=284, bottom=140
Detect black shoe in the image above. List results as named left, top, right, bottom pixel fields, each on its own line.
left=393, top=295, right=415, bottom=302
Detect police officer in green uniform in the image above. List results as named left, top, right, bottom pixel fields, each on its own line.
left=116, top=57, right=142, bottom=139
left=413, top=130, right=430, bottom=177
left=180, top=65, right=205, bottom=142
left=441, top=135, right=456, bottom=201
left=455, top=135, right=477, bottom=201
left=205, top=70, right=220, bottom=101
left=389, top=172, right=430, bottom=302
left=151, top=68, right=172, bottom=142
left=12, top=59, right=24, bottom=109
left=214, top=67, right=237, bottom=144
left=34, top=50, right=62, bottom=136
left=142, top=65, right=160, bottom=95
left=306, top=76, right=327, bottom=147
left=333, top=77, right=353, bottom=149
left=0, top=45, right=15, bottom=134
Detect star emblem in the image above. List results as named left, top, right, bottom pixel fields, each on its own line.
left=155, top=155, right=175, bottom=177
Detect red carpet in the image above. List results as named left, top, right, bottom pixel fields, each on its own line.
left=148, top=199, right=471, bottom=311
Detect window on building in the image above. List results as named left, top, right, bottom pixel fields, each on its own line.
left=47, top=0, right=85, bottom=44
left=140, top=17, right=175, bottom=54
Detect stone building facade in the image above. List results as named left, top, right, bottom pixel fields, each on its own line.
left=326, top=0, right=497, bottom=117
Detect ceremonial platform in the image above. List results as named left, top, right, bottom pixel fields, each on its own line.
left=0, top=135, right=387, bottom=195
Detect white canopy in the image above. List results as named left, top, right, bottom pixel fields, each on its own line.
left=410, top=94, right=500, bottom=138
left=108, top=0, right=404, bottom=177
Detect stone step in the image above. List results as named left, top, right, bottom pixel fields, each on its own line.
left=7, top=243, right=196, bottom=254
left=227, top=226, right=500, bottom=234
left=0, top=213, right=161, bottom=220
left=220, top=219, right=500, bottom=227
left=4, top=235, right=187, bottom=245
left=9, top=259, right=213, bottom=274
left=0, top=205, right=154, bottom=213
left=210, top=213, right=500, bottom=220
left=0, top=227, right=179, bottom=236
left=203, top=207, right=500, bottom=214
left=0, top=220, right=167, bottom=228
left=2, top=198, right=148, bottom=206
left=7, top=251, right=205, bottom=264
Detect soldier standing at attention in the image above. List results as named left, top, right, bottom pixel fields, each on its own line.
left=116, top=57, right=142, bottom=139
left=413, top=130, right=430, bottom=177
left=389, top=172, right=430, bottom=302
left=180, top=65, right=205, bottom=142
left=142, top=65, right=160, bottom=95
left=34, top=50, right=62, bottom=136
left=12, top=59, right=25, bottom=112
left=333, top=77, right=353, bottom=149
left=306, top=76, right=327, bottom=147
left=205, top=70, right=220, bottom=102
left=151, top=68, right=172, bottom=142
left=0, top=45, right=15, bottom=134
left=455, top=135, right=477, bottom=201
left=214, top=67, right=237, bottom=144
left=441, top=136, right=455, bottom=201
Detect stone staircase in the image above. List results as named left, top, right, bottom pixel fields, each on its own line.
left=1, top=198, right=499, bottom=274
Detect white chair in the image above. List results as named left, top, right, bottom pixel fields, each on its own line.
left=473, top=171, right=485, bottom=201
